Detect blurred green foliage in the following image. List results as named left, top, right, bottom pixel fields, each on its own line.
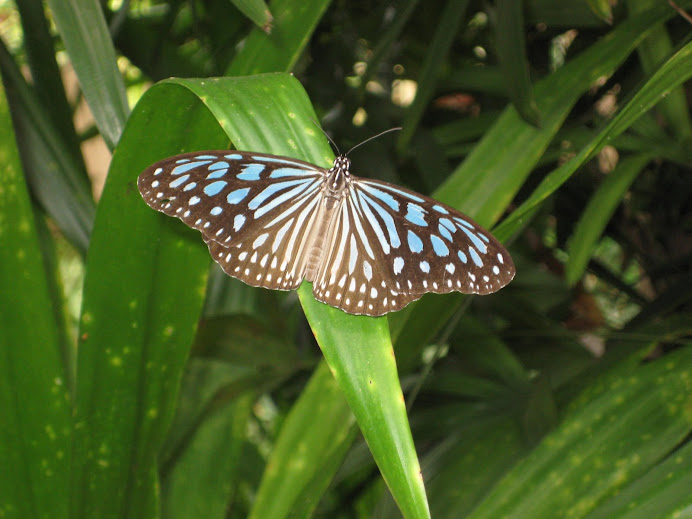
left=1, top=1, right=691, bottom=518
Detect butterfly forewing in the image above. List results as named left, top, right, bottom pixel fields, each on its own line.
left=138, top=151, right=326, bottom=290
left=138, top=149, right=515, bottom=316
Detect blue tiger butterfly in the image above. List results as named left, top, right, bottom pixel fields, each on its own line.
left=138, top=140, right=514, bottom=316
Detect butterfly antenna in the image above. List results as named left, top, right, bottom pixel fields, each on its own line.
left=309, top=118, right=341, bottom=156
left=345, top=127, right=402, bottom=157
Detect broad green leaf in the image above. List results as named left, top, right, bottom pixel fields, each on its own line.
left=72, top=73, right=429, bottom=519
left=175, top=74, right=429, bottom=519
left=301, top=301, right=430, bottom=519
left=0, top=82, right=71, bottom=519
left=468, top=346, right=692, bottom=518
left=425, top=421, right=525, bottom=519
left=15, top=0, right=84, bottom=166
left=586, top=434, right=692, bottom=519
left=70, top=85, right=229, bottom=519
left=47, top=0, right=129, bottom=149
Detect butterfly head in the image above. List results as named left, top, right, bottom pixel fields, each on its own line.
left=326, top=155, right=351, bottom=195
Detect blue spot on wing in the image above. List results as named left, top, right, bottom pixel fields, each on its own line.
left=407, top=230, right=423, bottom=253
left=269, top=167, right=318, bottom=178
left=227, top=187, right=250, bottom=204
left=358, top=183, right=399, bottom=211
left=438, top=223, right=453, bottom=241
left=439, top=218, right=456, bottom=233
left=206, top=169, right=228, bottom=179
left=237, top=163, right=265, bottom=181
left=454, top=217, right=475, bottom=230
left=357, top=191, right=401, bottom=250
left=204, top=181, right=227, bottom=196
left=172, top=160, right=211, bottom=175
left=209, top=161, right=229, bottom=170
left=460, top=227, right=488, bottom=254
left=469, top=247, right=483, bottom=267
left=405, top=203, right=428, bottom=226
left=169, top=174, right=190, bottom=188
left=248, top=179, right=314, bottom=211
left=225, top=153, right=243, bottom=160
left=430, top=235, right=449, bottom=256
left=364, top=181, right=425, bottom=203
left=233, top=214, right=245, bottom=231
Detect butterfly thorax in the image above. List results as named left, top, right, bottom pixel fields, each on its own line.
left=324, top=155, right=350, bottom=199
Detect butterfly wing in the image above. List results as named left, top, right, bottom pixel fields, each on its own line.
left=311, top=174, right=515, bottom=316
left=137, top=150, right=327, bottom=290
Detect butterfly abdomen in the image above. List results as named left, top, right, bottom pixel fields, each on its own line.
left=304, top=188, right=345, bottom=282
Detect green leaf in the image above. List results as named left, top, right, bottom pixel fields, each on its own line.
left=390, top=3, right=692, bottom=362
left=46, top=0, right=129, bottom=149
left=627, top=0, right=692, bottom=140
left=587, top=0, right=614, bottom=24
left=71, top=73, right=429, bottom=519
left=468, top=346, right=692, bottom=518
left=301, top=301, right=431, bottom=519
left=0, top=39, right=95, bottom=254
left=70, top=84, right=229, bottom=519
left=15, top=0, right=84, bottom=165
left=0, top=81, right=71, bottom=519
left=586, top=435, right=692, bottom=519
left=227, top=0, right=332, bottom=75
left=495, top=0, right=541, bottom=126
left=494, top=36, right=692, bottom=243
left=229, top=0, right=274, bottom=33
left=161, top=362, right=253, bottom=519
left=249, top=363, right=358, bottom=519
left=425, top=421, right=526, bottom=518
left=565, top=154, right=651, bottom=286
left=397, top=0, right=470, bottom=154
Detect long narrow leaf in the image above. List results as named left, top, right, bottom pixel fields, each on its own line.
left=494, top=38, right=692, bottom=242
left=565, top=154, right=651, bottom=285
left=47, top=0, right=129, bottom=149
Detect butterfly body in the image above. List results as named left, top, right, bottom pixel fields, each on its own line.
left=138, top=150, right=515, bottom=316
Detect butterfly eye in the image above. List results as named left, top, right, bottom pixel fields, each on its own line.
left=138, top=149, right=514, bottom=316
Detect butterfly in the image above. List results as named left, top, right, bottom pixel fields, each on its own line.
left=138, top=147, right=515, bottom=316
